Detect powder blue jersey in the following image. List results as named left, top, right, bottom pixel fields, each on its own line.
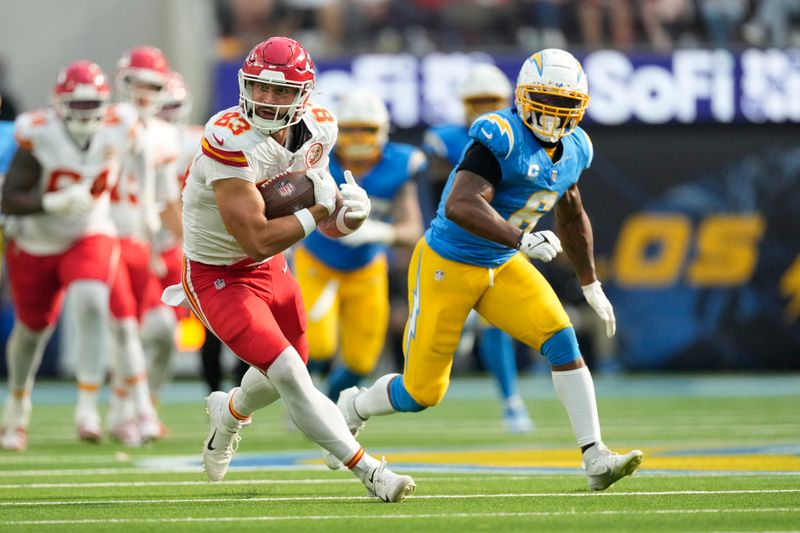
left=422, top=124, right=471, bottom=166
left=426, top=107, right=593, bottom=268
left=302, top=142, right=426, bottom=271
left=0, top=121, right=17, bottom=174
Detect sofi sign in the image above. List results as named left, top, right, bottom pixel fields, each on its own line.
left=215, top=49, right=800, bottom=126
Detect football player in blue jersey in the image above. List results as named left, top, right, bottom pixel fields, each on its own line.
left=331, top=49, right=643, bottom=491
left=423, top=63, right=534, bottom=434
left=295, top=89, right=425, bottom=404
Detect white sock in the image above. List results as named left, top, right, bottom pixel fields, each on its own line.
left=111, top=318, right=155, bottom=418
left=141, top=306, right=177, bottom=399
left=348, top=450, right=382, bottom=482
left=229, top=366, right=280, bottom=420
left=69, top=281, right=110, bottom=388
left=265, top=347, right=362, bottom=462
left=354, top=373, right=399, bottom=419
left=551, top=366, right=602, bottom=447
left=5, top=323, right=51, bottom=393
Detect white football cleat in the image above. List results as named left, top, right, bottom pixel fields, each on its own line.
left=202, top=391, right=242, bottom=482
left=364, top=457, right=416, bottom=502
left=503, top=406, right=535, bottom=434
left=582, top=442, right=643, bottom=491
left=76, top=408, right=102, bottom=443
left=137, top=413, right=162, bottom=443
left=0, top=427, right=27, bottom=451
left=106, top=395, right=141, bottom=447
left=324, top=386, right=367, bottom=470
left=1, top=396, right=31, bottom=451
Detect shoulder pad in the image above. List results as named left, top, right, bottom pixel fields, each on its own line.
left=14, top=109, right=52, bottom=149
left=422, top=128, right=448, bottom=158
left=469, top=112, right=516, bottom=160
left=203, top=107, right=259, bottom=154
left=304, top=102, right=338, bottom=145
left=574, top=127, right=594, bottom=169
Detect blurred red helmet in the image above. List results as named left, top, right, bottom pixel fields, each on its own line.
left=158, top=71, right=192, bottom=124
left=52, top=60, right=111, bottom=143
left=238, top=37, right=315, bottom=134
left=117, top=46, right=171, bottom=118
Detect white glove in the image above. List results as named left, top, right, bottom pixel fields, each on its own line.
left=517, top=230, right=561, bottom=262
left=581, top=280, right=616, bottom=338
left=339, top=170, right=371, bottom=220
left=338, top=219, right=396, bottom=248
left=306, top=168, right=337, bottom=216
left=41, top=184, right=93, bottom=216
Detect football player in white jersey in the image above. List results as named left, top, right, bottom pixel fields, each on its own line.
left=105, top=46, right=181, bottom=444
left=163, top=37, right=415, bottom=502
left=0, top=61, right=134, bottom=449
left=143, top=71, right=203, bottom=406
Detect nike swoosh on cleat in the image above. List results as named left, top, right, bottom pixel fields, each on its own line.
left=206, top=430, right=217, bottom=451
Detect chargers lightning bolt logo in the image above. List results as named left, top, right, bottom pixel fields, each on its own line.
left=481, top=114, right=514, bottom=159
left=404, top=255, right=422, bottom=365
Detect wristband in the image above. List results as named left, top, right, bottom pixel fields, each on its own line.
left=293, top=208, right=317, bottom=237
left=515, top=230, right=525, bottom=250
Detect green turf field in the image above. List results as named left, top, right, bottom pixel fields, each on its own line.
left=1, top=375, right=798, bottom=531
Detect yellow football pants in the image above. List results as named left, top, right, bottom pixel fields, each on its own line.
left=402, top=237, right=571, bottom=407
left=294, top=246, right=389, bottom=375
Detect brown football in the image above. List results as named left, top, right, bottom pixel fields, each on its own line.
left=318, top=192, right=366, bottom=238
left=259, top=171, right=316, bottom=219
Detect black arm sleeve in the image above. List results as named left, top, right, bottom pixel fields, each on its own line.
left=456, top=141, right=502, bottom=188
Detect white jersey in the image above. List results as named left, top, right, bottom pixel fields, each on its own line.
left=110, top=109, right=180, bottom=241
left=11, top=106, right=136, bottom=255
left=153, top=123, right=203, bottom=252
left=182, top=104, right=337, bottom=265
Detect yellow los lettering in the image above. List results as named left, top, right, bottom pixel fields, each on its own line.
left=687, top=214, right=765, bottom=286
left=614, top=214, right=691, bottom=287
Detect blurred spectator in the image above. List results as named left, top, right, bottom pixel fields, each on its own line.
left=275, top=0, right=345, bottom=58
left=698, top=0, right=749, bottom=49
left=517, top=0, right=570, bottom=50
left=576, top=0, right=635, bottom=50
left=743, top=0, right=800, bottom=48
left=640, top=0, right=697, bottom=51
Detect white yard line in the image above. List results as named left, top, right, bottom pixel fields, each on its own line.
left=1, top=489, right=799, bottom=506
left=3, top=508, right=799, bottom=526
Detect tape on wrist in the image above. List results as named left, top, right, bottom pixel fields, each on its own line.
left=293, top=208, right=317, bottom=237
left=335, top=207, right=355, bottom=235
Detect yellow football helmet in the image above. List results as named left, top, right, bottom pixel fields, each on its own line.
left=459, top=63, right=512, bottom=126
left=335, top=89, right=390, bottom=162
left=515, top=49, right=589, bottom=143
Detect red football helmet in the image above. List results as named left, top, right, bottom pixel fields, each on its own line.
left=158, top=71, right=192, bottom=124
left=238, top=37, right=315, bottom=135
left=117, top=46, right=170, bottom=118
left=52, top=60, right=111, bottom=144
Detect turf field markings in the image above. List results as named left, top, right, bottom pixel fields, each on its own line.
left=4, top=508, right=799, bottom=526
left=2, top=488, right=799, bottom=504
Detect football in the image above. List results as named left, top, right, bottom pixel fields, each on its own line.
left=259, top=170, right=316, bottom=219
left=318, top=193, right=366, bottom=238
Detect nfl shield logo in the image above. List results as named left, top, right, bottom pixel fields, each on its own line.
left=434, top=270, right=444, bottom=281
left=275, top=180, right=295, bottom=197
left=214, top=278, right=226, bottom=290
left=550, top=169, right=558, bottom=183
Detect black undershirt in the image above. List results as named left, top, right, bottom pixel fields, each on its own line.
left=456, top=141, right=502, bottom=188
left=286, top=119, right=312, bottom=152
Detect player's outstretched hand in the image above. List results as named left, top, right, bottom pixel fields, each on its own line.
left=339, top=170, right=371, bottom=220
left=42, top=183, right=93, bottom=216
left=306, top=168, right=337, bottom=215
left=518, top=230, right=561, bottom=262
left=581, top=280, right=616, bottom=338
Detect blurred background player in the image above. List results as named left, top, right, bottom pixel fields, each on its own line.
left=0, top=61, right=133, bottom=448
left=105, top=46, right=181, bottom=444
left=165, top=36, right=414, bottom=501
left=295, top=89, right=425, bottom=403
left=422, top=63, right=533, bottom=433
left=0, top=94, right=15, bottom=179
left=333, top=49, right=642, bottom=491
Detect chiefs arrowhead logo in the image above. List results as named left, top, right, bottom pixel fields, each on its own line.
left=305, top=142, right=323, bottom=168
